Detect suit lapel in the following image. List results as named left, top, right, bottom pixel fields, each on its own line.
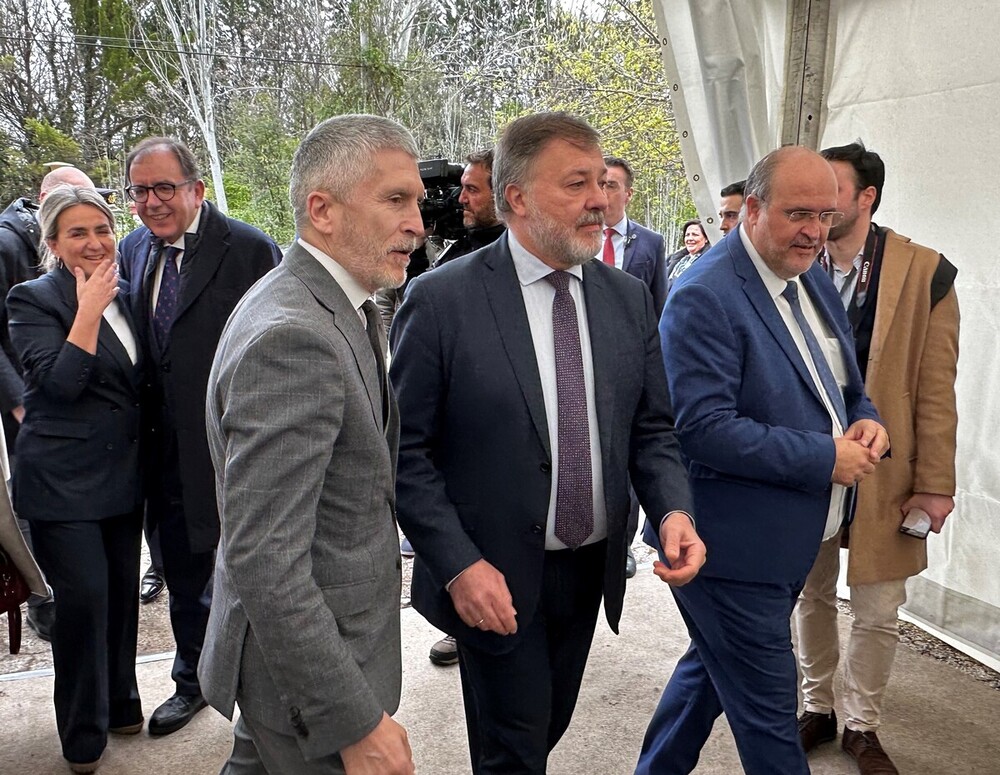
left=866, top=232, right=911, bottom=384
left=581, top=261, right=617, bottom=474
left=480, top=241, right=551, bottom=459
left=174, top=202, right=226, bottom=323
left=284, top=244, right=383, bottom=432
left=732, top=242, right=826, bottom=407
left=622, top=221, right=638, bottom=273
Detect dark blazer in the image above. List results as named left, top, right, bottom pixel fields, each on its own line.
left=660, top=230, right=880, bottom=584
left=118, top=201, right=280, bottom=552
left=622, top=220, right=668, bottom=316
left=7, top=268, right=143, bottom=521
left=390, top=236, right=693, bottom=655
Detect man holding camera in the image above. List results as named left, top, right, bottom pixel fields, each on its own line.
left=794, top=141, right=959, bottom=775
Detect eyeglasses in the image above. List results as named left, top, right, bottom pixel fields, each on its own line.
left=124, top=179, right=196, bottom=203
left=763, top=201, right=844, bottom=227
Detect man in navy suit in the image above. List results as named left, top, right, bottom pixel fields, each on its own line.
left=118, top=137, right=280, bottom=736
left=635, top=146, right=889, bottom=775
left=599, top=156, right=668, bottom=316
left=390, top=112, right=705, bottom=774
left=600, top=156, right=670, bottom=578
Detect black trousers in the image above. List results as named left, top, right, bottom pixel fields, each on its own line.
left=457, top=540, right=606, bottom=775
left=30, top=510, right=143, bottom=764
left=152, top=493, right=214, bottom=697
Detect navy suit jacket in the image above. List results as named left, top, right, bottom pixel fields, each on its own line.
left=390, top=236, right=693, bottom=654
left=7, top=268, right=143, bottom=521
left=622, top=220, right=668, bottom=317
left=118, top=201, right=280, bottom=551
left=660, top=230, right=880, bottom=585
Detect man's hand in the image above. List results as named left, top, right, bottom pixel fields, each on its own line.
left=653, top=512, right=706, bottom=586
left=341, top=713, right=414, bottom=775
left=901, top=492, right=955, bottom=534
left=843, top=419, right=890, bottom=462
left=832, top=437, right=876, bottom=486
left=11, top=405, right=24, bottom=424
left=448, top=558, right=517, bottom=635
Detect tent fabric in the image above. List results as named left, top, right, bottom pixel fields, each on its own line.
left=654, top=0, right=1000, bottom=664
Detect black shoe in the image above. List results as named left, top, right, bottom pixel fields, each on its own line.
left=798, top=709, right=837, bottom=753
left=625, top=548, right=637, bottom=579
left=26, top=600, right=55, bottom=642
left=140, top=567, right=166, bottom=604
left=148, top=694, right=207, bottom=736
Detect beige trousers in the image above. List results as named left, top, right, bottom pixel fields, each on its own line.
left=793, top=532, right=907, bottom=732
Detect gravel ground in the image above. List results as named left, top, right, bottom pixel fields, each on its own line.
left=4, top=535, right=997, bottom=697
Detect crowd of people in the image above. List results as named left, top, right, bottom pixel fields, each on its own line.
left=0, top=111, right=957, bottom=775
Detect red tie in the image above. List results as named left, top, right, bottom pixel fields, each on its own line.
left=602, top=227, right=616, bottom=266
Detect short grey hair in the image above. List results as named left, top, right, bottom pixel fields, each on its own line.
left=38, top=185, right=116, bottom=273
left=493, top=112, right=601, bottom=216
left=289, top=114, right=419, bottom=232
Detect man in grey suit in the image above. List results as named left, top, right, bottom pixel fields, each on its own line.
left=200, top=115, right=422, bottom=774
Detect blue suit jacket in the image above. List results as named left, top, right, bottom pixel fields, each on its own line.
left=660, top=230, right=879, bottom=585
left=622, top=220, right=668, bottom=317
left=390, top=236, right=693, bottom=654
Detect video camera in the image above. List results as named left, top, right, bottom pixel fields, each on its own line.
left=418, top=159, right=465, bottom=241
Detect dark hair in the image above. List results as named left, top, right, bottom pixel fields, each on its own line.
left=681, top=219, right=709, bottom=244
left=820, top=140, right=885, bottom=215
left=126, top=137, right=201, bottom=182
left=720, top=179, right=746, bottom=198
left=493, top=112, right=600, bottom=215
left=465, top=148, right=494, bottom=172
left=604, top=156, right=634, bottom=188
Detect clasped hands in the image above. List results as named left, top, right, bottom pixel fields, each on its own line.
left=832, top=419, right=890, bottom=486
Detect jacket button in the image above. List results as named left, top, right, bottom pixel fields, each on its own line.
left=105, top=443, right=114, bottom=450
left=531, top=524, right=544, bottom=534
left=162, top=362, right=171, bottom=373
left=111, top=407, right=119, bottom=412
left=540, top=462, right=551, bottom=473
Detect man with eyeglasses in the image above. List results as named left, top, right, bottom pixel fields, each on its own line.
left=118, top=137, right=280, bottom=736
left=637, top=146, right=889, bottom=775
left=794, top=141, right=959, bottom=775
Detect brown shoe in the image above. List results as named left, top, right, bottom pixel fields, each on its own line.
left=798, top=709, right=837, bottom=753
left=842, top=728, right=899, bottom=774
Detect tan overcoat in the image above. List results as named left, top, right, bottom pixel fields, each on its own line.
left=846, top=229, right=959, bottom=585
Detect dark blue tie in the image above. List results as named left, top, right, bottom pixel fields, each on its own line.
left=781, top=280, right=848, bottom=429
left=153, top=244, right=182, bottom=349
left=544, top=271, right=594, bottom=549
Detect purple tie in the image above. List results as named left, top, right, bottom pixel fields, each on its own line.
left=153, top=244, right=182, bottom=348
left=544, top=271, right=594, bottom=549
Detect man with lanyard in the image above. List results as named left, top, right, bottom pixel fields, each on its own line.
left=795, top=141, right=959, bottom=775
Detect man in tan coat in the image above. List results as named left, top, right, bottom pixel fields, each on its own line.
left=794, top=141, right=959, bottom=775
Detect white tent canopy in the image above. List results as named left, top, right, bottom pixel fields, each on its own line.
left=653, top=0, right=1000, bottom=667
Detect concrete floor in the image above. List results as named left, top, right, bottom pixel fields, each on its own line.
left=2, top=568, right=998, bottom=774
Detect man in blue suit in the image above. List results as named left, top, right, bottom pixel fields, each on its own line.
left=391, top=112, right=705, bottom=775
left=636, top=146, right=889, bottom=775
left=600, top=156, right=668, bottom=316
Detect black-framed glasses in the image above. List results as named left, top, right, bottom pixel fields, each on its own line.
left=124, top=179, right=196, bottom=203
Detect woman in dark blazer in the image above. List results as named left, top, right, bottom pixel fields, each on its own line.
left=7, top=185, right=144, bottom=774
left=665, top=218, right=711, bottom=293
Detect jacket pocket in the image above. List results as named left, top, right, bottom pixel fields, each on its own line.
left=29, top=419, right=92, bottom=439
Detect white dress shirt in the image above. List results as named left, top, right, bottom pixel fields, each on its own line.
left=740, top=226, right=849, bottom=540
left=150, top=207, right=202, bottom=311
left=508, top=231, right=607, bottom=550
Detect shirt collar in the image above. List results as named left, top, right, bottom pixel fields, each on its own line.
left=296, top=238, right=371, bottom=312
left=507, top=230, right=585, bottom=287
left=739, top=223, right=792, bottom=301
left=165, top=205, right=202, bottom=252
left=608, top=215, right=628, bottom=236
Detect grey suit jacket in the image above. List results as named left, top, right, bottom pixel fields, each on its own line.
left=199, top=242, right=402, bottom=761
